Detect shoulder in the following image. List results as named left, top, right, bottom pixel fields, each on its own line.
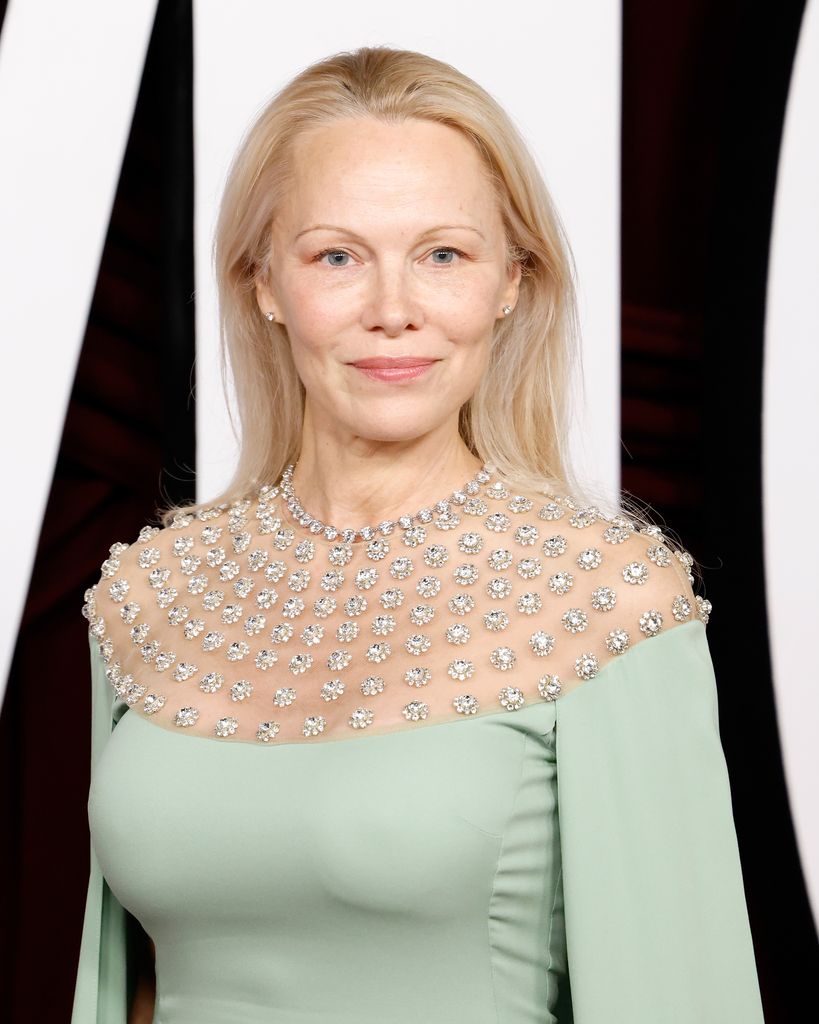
left=575, top=503, right=709, bottom=628
left=495, top=480, right=712, bottom=700
left=81, top=519, right=165, bottom=661
left=80, top=500, right=219, bottom=653
left=508, top=481, right=710, bottom=624
left=81, top=492, right=263, bottom=651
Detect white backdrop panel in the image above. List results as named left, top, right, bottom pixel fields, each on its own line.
left=763, top=0, right=819, bottom=934
left=0, top=0, right=158, bottom=708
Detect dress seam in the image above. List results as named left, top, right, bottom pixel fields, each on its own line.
left=543, top=863, right=563, bottom=1012
left=486, top=728, right=535, bottom=1024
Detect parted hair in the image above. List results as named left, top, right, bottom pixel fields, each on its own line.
left=155, top=45, right=695, bottom=582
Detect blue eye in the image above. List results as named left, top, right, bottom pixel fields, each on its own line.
left=430, top=247, right=465, bottom=264
left=313, top=249, right=351, bottom=267
left=311, top=246, right=466, bottom=268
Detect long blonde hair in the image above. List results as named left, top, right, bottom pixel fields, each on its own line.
left=155, top=45, right=698, bottom=586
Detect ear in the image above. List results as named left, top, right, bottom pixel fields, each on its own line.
left=503, top=259, right=522, bottom=309
left=254, top=275, right=278, bottom=319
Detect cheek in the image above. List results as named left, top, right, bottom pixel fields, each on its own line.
left=284, top=300, right=348, bottom=371
left=281, top=270, right=354, bottom=339
left=287, top=335, right=342, bottom=398
left=437, top=281, right=498, bottom=335
left=441, top=303, right=497, bottom=365
left=443, top=335, right=493, bottom=405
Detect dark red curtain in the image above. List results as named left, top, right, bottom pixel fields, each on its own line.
left=621, top=1, right=817, bottom=1019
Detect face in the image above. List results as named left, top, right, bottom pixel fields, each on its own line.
left=255, top=116, right=521, bottom=447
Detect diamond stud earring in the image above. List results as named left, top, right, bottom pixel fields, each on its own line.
left=264, top=311, right=276, bottom=322
left=502, top=305, right=513, bottom=316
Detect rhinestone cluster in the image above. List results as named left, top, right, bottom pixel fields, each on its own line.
left=279, top=460, right=494, bottom=544
left=82, top=468, right=711, bottom=744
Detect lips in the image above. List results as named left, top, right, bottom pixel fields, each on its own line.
left=350, top=357, right=438, bottom=368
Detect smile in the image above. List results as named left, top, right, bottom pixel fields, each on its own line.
left=349, top=360, right=438, bottom=382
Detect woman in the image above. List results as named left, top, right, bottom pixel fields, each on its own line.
left=71, top=46, right=765, bottom=1023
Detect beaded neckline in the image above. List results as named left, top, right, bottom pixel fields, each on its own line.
left=82, top=462, right=710, bottom=747
left=275, top=461, right=497, bottom=545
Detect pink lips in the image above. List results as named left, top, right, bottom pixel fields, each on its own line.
left=349, top=357, right=438, bottom=382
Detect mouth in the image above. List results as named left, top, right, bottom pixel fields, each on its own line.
left=348, top=357, right=439, bottom=382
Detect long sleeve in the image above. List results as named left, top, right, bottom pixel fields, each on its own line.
left=70, top=634, right=134, bottom=1024
left=554, top=618, right=765, bottom=1022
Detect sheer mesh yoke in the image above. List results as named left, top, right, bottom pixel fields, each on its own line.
left=81, top=476, right=712, bottom=746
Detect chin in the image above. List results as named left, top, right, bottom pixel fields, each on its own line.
left=338, top=414, right=443, bottom=444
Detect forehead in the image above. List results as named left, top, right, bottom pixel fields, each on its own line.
left=280, top=117, right=498, bottom=229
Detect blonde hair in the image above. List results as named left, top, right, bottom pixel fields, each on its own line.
left=155, top=45, right=700, bottom=589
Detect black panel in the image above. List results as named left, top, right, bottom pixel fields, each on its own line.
left=0, top=3, right=195, bottom=1019
left=622, top=1, right=818, bottom=1018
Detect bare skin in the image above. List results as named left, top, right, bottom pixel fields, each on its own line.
left=129, top=935, right=155, bottom=1023
left=255, top=115, right=521, bottom=530
left=129, top=973, right=155, bottom=1024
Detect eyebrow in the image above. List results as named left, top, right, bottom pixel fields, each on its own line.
left=294, top=224, right=486, bottom=242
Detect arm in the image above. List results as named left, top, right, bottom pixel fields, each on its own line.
left=554, top=620, right=764, bottom=1021
left=70, top=633, right=137, bottom=1024
left=128, top=929, right=156, bottom=1024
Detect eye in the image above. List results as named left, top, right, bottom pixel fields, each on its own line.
left=429, top=247, right=466, bottom=265
left=312, top=248, right=352, bottom=267
left=310, top=246, right=467, bottom=268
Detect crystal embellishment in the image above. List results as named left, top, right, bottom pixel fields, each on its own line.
left=81, top=462, right=709, bottom=745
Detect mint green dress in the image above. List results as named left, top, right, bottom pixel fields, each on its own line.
left=71, top=619, right=764, bottom=1023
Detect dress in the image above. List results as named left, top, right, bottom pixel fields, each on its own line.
left=70, top=470, right=765, bottom=1023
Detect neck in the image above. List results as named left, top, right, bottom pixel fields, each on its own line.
left=283, top=433, right=486, bottom=532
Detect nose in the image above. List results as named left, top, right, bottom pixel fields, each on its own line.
left=360, top=259, right=424, bottom=336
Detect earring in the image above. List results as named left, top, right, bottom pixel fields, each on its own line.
left=264, top=311, right=276, bottom=322
left=502, top=305, right=513, bottom=316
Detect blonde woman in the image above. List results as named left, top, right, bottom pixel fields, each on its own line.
left=71, top=47, right=764, bottom=1024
